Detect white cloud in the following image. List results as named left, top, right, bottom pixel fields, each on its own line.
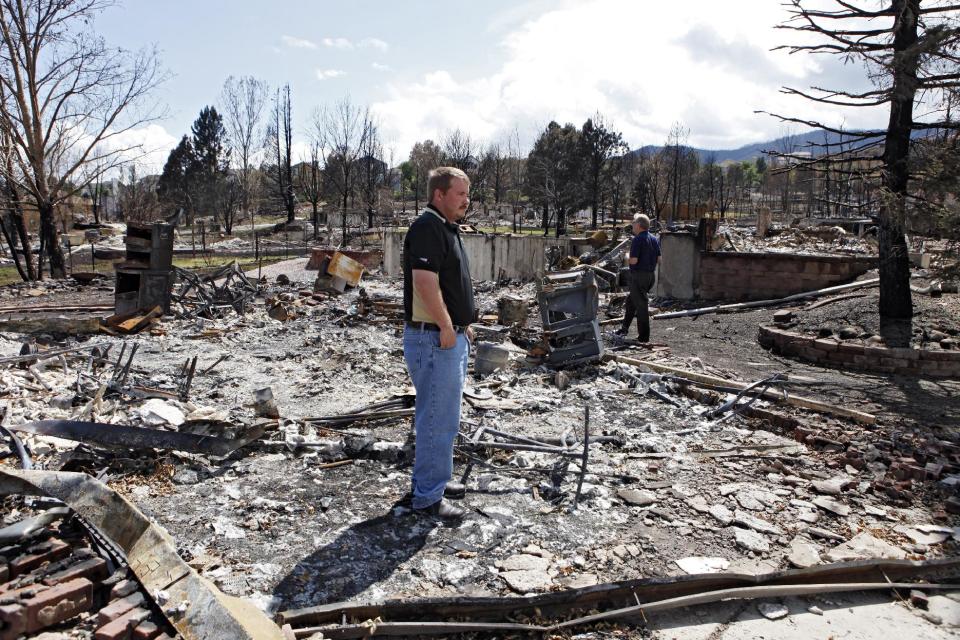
left=322, top=37, right=354, bottom=49
left=280, top=35, right=317, bottom=49
left=322, top=37, right=389, bottom=51
left=101, top=123, right=179, bottom=176
left=316, top=69, right=347, bottom=80
left=372, top=0, right=889, bottom=156
left=359, top=37, right=389, bottom=52
left=371, top=62, right=391, bottom=72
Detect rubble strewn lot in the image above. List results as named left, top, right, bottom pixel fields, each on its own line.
left=0, top=258, right=958, bottom=638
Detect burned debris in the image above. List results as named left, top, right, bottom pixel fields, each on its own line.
left=0, top=217, right=957, bottom=640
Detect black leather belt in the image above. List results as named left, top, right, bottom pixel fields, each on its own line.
left=405, top=321, right=466, bottom=333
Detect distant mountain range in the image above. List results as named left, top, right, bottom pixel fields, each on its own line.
left=633, top=129, right=869, bottom=163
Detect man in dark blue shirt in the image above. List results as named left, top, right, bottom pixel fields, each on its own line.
left=620, top=213, right=660, bottom=342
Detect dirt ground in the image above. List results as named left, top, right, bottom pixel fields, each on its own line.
left=0, top=263, right=958, bottom=639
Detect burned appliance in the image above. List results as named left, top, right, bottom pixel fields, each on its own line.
left=114, top=222, right=174, bottom=315
left=537, top=270, right=604, bottom=366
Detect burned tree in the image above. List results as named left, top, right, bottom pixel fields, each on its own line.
left=764, top=0, right=960, bottom=329
left=0, top=0, right=163, bottom=279
left=314, top=97, right=370, bottom=243
left=266, top=84, right=296, bottom=224
left=220, top=76, right=267, bottom=232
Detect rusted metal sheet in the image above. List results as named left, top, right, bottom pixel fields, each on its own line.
left=0, top=469, right=285, bottom=640
left=9, top=420, right=264, bottom=456
left=327, top=252, right=365, bottom=287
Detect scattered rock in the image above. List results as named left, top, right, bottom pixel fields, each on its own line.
left=500, top=569, right=552, bottom=593
left=823, top=532, right=906, bottom=562
left=838, top=326, right=860, bottom=340
left=735, top=491, right=764, bottom=511
left=709, top=504, right=734, bottom=526
left=895, top=525, right=950, bottom=546
left=808, top=605, right=824, bottom=616
left=496, top=554, right=550, bottom=573
left=811, top=477, right=853, bottom=495
left=734, top=527, right=770, bottom=553
left=757, top=602, right=789, bottom=620
left=172, top=469, right=200, bottom=485
left=733, top=510, right=782, bottom=535
left=560, top=574, right=598, bottom=589
left=812, top=496, right=850, bottom=517
left=675, top=556, right=730, bottom=574
left=686, top=496, right=710, bottom=513
left=787, top=538, right=821, bottom=568
left=136, top=398, right=186, bottom=426
left=618, top=488, right=657, bottom=506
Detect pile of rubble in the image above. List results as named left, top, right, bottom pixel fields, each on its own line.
left=0, top=503, right=177, bottom=639
left=0, top=258, right=956, bottom=638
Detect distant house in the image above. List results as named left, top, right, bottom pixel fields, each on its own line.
left=357, top=155, right=388, bottom=180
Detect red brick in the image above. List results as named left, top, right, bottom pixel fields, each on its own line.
left=9, top=539, right=70, bottom=578
left=42, top=556, right=108, bottom=587
left=94, top=606, right=150, bottom=640
left=814, top=338, right=839, bottom=352
left=0, top=603, right=26, bottom=640
left=920, top=349, right=960, bottom=362
left=98, top=592, right=145, bottom=627
left=22, top=577, right=93, bottom=633
left=132, top=620, right=160, bottom=640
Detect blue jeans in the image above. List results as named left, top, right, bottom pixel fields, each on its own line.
left=403, top=327, right=469, bottom=509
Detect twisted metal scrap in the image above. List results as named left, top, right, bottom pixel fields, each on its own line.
left=172, top=261, right=259, bottom=319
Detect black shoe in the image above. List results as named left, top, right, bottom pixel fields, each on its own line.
left=415, top=499, right=466, bottom=520
left=444, top=481, right=466, bottom=498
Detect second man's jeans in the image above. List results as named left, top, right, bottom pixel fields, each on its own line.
left=403, top=327, right=469, bottom=509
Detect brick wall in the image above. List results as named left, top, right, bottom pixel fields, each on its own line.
left=699, top=252, right=877, bottom=301
left=758, top=325, right=960, bottom=378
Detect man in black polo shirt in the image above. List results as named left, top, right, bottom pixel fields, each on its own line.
left=402, top=166, right=475, bottom=520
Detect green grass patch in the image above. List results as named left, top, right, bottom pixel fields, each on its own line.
left=0, top=255, right=286, bottom=288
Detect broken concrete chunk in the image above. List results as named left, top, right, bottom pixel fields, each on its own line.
left=787, top=538, right=821, bottom=568
left=812, top=496, right=850, bottom=517
left=736, top=491, right=765, bottom=511
left=495, top=554, right=550, bottom=573
left=617, top=488, right=657, bottom=506
left=823, top=531, right=907, bottom=562
left=733, top=510, right=782, bottom=535
left=895, top=525, right=951, bottom=546
left=686, top=496, right=710, bottom=514
left=709, top=504, right=734, bottom=526
left=500, top=569, right=552, bottom=593
left=135, top=398, right=185, bottom=426
left=734, top=527, right=770, bottom=553
left=675, top=556, right=730, bottom=574
left=811, top=477, right=853, bottom=495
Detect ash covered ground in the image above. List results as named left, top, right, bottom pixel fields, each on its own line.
left=0, top=262, right=958, bottom=638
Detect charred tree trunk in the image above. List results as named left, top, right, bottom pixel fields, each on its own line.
left=39, top=202, right=65, bottom=278
left=878, top=0, right=918, bottom=325
left=0, top=213, right=27, bottom=281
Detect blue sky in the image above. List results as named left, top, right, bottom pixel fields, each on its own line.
left=94, top=0, right=889, bottom=171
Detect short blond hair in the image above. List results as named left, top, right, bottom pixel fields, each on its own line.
left=632, top=213, right=650, bottom=229
left=427, top=167, right=470, bottom=203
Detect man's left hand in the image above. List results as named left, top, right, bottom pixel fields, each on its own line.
left=465, top=326, right=474, bottom=344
